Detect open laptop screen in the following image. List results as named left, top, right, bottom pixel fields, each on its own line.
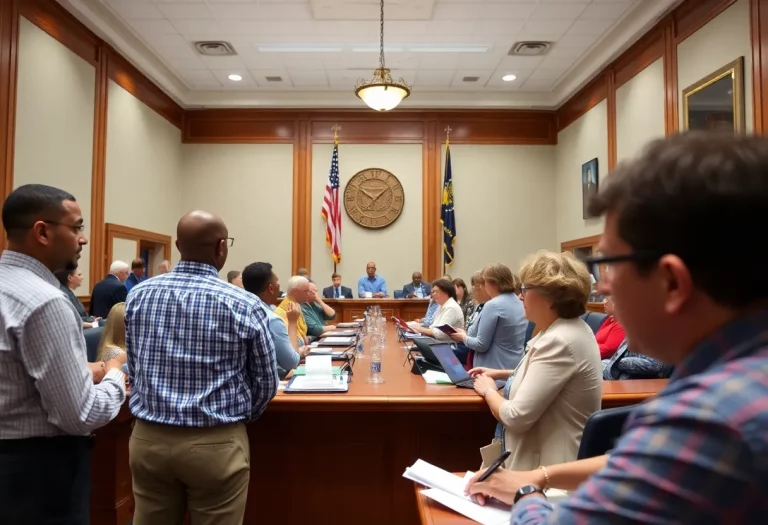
left=429, top=344, right=471, bottom=383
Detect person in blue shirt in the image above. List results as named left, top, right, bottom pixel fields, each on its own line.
left=125, top=258, right=145, bottom=292
left=358, top=261, right=387, bottom=297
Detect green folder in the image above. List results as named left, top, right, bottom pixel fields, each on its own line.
left=293, top=365, right=343, bottom=376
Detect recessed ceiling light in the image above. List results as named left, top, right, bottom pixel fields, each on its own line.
left=228, top=74, right=242, bottom=81
left=502, top=74, right=517, bottom=82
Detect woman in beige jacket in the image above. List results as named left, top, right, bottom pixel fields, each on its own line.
left=470, top=251, right=602, bottom=471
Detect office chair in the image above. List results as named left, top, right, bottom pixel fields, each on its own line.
left=394, top=290, right=404, bottom=299
left=577, top=405, right=634, bottom=459
left=84, top=326, right=105, bottom=362
left=581, top=312, right=608, bottom=334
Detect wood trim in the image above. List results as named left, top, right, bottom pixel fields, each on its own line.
left=674, top=0, right=739, bottom=44
left=751, top=0, right=768, bottom=133
left=291, top=120, right=311, bottom=274
left=606, top=70, right=617, bottom=171
left=18, top=0, right=98, bottom=66
left=560, top=234, right=602, bottom=253
left=422, top=119, right=440, bottom=282
left=104, top=223, right=172, bottom=277
left=106, top=48, right=183, bottom=129
left=613, top=26, right=665, bottom=88
left=663, top=20, right=679, bottom=134
left=90, top=45, right=108, bottom=289
left=0, top=0, right=18, bottom=250
left=556, top=74, right=608, bottom=132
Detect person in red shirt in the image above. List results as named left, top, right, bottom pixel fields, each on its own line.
left=595, top=296, right=625, bottom=359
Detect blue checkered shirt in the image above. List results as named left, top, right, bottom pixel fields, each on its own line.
left=511, top=308, right=768, bottom=524
left=126, top=261, right=277, bottom=427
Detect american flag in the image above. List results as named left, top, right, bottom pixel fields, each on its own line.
left=321, top=142, right=341, bottom=263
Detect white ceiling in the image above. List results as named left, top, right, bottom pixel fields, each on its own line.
left=60, top=0, right=680, bottom=108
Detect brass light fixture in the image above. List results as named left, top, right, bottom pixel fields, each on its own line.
left=355, top=0, right=411, bottom=111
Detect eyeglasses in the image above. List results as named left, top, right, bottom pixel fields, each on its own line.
left=520, top=284, right=538, bottom=296
left=225, top=237, right=235, bottom=247
left=585, top=252, right=661, bottom=283
left=43, top=221, right=86, bottom=234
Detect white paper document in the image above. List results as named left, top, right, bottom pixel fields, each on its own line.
left=305, top=355, right=333, bottom=383
left=336, top=322, right=362, bottom=328
left=286, top=374, right=348, bottom=392
left=316, top=336, right=355, bottom=345
left=321, top=330, right=358, bottom=337
left=421, top=370, right=452, bottom=384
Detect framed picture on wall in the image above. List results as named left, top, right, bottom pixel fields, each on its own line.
left=682, top=56, right=745, bottom=133
left=582, top=158, right=598, bottom=219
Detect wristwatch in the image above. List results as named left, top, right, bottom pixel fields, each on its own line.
left=481, top=387, right=495, bottom=397
left=514, top=484, right=545, bottom=504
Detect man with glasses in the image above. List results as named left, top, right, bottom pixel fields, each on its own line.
left=465, top=134, right=768, bottom=524
left=0, top=184, right=126, bottom=524
left=125, top=211, right=276, bottom=525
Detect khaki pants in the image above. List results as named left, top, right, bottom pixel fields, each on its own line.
left=129, top=419, right=250, bottom=525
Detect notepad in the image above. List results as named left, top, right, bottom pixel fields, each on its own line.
left=284, top=373, right=349, bottom=392
left=315, top=336, right=355, bottom=346
left=421, top=370, right=453, bottom=384
left=320, top=330, right=357, bottom=337
left=293, top=365, right=343, bottom=376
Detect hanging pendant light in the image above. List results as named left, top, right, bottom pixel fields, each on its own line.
left=355, top=0, right=411, bottom=111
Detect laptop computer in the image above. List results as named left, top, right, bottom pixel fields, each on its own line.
left=428, top=343, right=475, bottom=388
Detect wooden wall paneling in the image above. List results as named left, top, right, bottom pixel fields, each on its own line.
left=311, top=117, right=424, bottom=144
left=751, top=0, right=768, bottom=132
left=106, top=48, right=183, bottom=129
left=422, top=118, right=440, bottom=282
left=663, top=19, right=679, bottom=135
left=437, top=112, right=557, bottom=145
left=0, top=0, right=18, bottom=250
left=674, top=0, right=739, bottom=44
left=613, top=26, right=665, bottom=88
left=606, top=70, right=617, bottom=171
left=18, top=0, right=98, bottom=66
left=184, top=109, right=297, bottom=143
left=556, top=74, right=608, bottom=132
left=292, top=119, right=311, bottom=274
left=90, top=45, right=108, bottom=288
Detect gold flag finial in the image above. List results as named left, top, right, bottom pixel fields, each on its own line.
left=331, top=124, right=341, bottom=144
left=444, top=125, right=452, bottom=145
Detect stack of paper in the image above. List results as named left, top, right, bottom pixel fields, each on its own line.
left=284, top=356, right=349, bottom=392
left=320, top=330, right=358, bottom=337
left=315, top=336, right=355, bottom=346
left=421, top=370, right=453, bottom=384
left=337, top=322, right=362, bottom=328
left=403, top=459, right=568, bottom=525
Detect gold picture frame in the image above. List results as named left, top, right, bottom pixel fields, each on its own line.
left=682, top=57, right=745, bottom=133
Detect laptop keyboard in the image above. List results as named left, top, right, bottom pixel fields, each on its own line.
left=455, top=378, right=475, bottom=388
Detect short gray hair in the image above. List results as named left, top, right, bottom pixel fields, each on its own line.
left=109, top=260, right=129, bottom=274
left=286, top=275, right=309, bottom=293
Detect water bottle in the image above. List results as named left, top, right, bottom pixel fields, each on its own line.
left=366, top=329, right=384, bottom=384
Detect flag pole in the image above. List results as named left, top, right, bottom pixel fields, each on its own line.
left=331, top=123, right=341, bottom=275
left=443, top=125, right=451, bottom=276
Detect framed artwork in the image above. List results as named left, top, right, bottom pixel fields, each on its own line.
left=582, top=158, right=598, bottom=219
left=682, top=56, right=745, bottom=133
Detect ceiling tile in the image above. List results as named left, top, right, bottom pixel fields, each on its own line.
left=529, top=2, right=589, bottom=20
left=164, top=57, right=207, bottom=70
left=473, top=20, right=525, bottom=35
left=566, top=18, right=614, bottom=36
left=251, top=69, right=294, bottom=88
left=107, top=1, right=165, bottom=20
left=538, top=55, right=577, bottom=70
left=528, top=68, right=566, bottom=81
left=143, top=34, right=199, bottom=60
left=414, top=69, right=454, bottom=88
left=177, top=69, right=217, bottom=82
left=168, top=19, right=222, bottom=37
left=289, top=70, right=329, bottom=88
left=519, top=78, right=556, bottom=91
left=432, top=4, right=482, bottom=21
left=198, top=54, right=247, bottom=69
left=156, top=3, right=213, bottom=20
left=520, top=19, right=574, bottom=39
left=497, top=55, right=545, bottom=69
left=556, top=33, right=600, bottom=49
left=456, top=53, right=503, bottom=70
left=580, top=1, right=633, bottom=20
left=478, top=2, right=537, bottom=20
left=210, top=69, right=258, bottom=88
left=208, top=2, right=313, bottom=20
left=450, top=69, right=493, bottom=89
left=129, top=19, right=178, bottom=36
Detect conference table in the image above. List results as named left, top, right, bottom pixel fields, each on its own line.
left=89, top=314, right=668, bottom=525
left=323, top=297, right=431, bottom=322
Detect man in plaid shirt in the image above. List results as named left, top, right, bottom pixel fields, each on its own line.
left=466, top=134, right=768, bottom=524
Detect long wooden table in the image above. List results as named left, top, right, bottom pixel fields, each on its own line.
left=323, top=297, right=431, bottom=323
left=89, top=326, right=667, bottom=525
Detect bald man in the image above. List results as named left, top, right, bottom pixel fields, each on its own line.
left=125, top=210, right=277, bottom=525
left=358, top=261, right=387, bottom=297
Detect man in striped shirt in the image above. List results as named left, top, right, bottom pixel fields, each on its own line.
left=126, top=210, right=277, bottom=525
left=0, top=184, right=126, bottom=525
left=466, top=134, right=768, bottom=524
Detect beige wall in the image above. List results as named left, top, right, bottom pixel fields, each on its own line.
left=104, top=81, right=183, bottom=263
left=441, top=144, right=557, bottom=281
left=616, top=58, right=666, bottom=163
left=311, top=144, right=422, bottom=292
left=678, top=0, right=752, bottom=131
left=181, top=144, right=294, bottom=282
left=555, top=100, right=607, bottom=244
left=13, top=18, right=96, bottom=291
left=111, top=238, right=137, bottom=267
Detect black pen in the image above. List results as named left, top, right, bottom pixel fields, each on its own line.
left=476, top=450, right=511, bottom=483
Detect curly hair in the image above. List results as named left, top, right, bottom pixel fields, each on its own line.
left=518, top=251, right=591, bottom=319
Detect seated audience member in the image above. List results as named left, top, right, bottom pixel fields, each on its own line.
left=450, top=264, right=527, bottom=370
left=126, top=211, right=277, bottom=524
left=275, top=275, right=311, bottom=343
left=297, top=267, right=313, bottom=283
left=243, top=262, right=307, bottom=378
left=403, top=271, right=430, bottom=298
left=226, top=269, right=243, bottom=288
left=303, top=282, right=337, bottom=337
left=595, top=296, right=625, bottom=359
left=465, top=134, right=768, bottom=524
left=54, top=267, right=97, bottom=327
left=323, top=272, right=353, bottom=299
left=453, top=277, right=473, bottom=322
left=464, top=271, right=490, bottom=330
left=157, top=259, right=171, bottom=274
left=409, top=279, right=464, bottom=341
left=602, top=339, right=673, bottom=379
left=358, top=261, right=387, bottom=297
left=468, top=252, right=602, bottom=470
left=90, top=260, right=129, bottom=318
left=414, top=274, right=452, bottom=327
left=125, top=258, right=146, bottom=292
left=96, top=303, right=128, bottom=363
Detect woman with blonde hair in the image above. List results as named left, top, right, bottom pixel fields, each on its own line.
left=469, top=251, right=602, bottom=470
left=97, top=302, right=128, bottom=363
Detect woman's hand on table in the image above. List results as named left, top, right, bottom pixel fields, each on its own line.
left=472, top=374, right=497, bottom=397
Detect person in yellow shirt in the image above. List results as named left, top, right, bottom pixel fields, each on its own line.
left=274, top=275, right=312, bottom=343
